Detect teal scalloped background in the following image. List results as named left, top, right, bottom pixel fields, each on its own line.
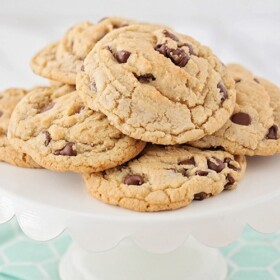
left=0, top=219, right=279, bottom=279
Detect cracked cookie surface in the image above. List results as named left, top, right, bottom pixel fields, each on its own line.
left=8, top=85, right=145, bottom=173
left=77, top=25, right=236, bottom=145
left=0, top=88, right=40, bottom=168
left=190, top=64, right=280, bottom=156
left=83, top=145, right=246, bottom=212
left=31, top=17, right=137, bottom=84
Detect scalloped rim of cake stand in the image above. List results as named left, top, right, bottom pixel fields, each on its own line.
left=0, top=155, right=279, bottom=253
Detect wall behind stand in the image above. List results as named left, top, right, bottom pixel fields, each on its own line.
left=0, top=0, right=279, bottom=87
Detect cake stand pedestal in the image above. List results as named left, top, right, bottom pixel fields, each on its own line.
left=0, top=155, right=279, bottom=280
left=59, top=238, right=227, bottom=280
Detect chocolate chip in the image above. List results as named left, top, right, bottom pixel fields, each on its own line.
left=231, top=112, right=251, bottom=126
left=217, top=82, right=228, bottom=101
left=266, top=125, right=278, bottom=140
left=155, top=44, right=168, bottom=56
left=178, top=157, right=195, bottom=165
left=167, top=48, right=190, bottom=67
left=194, top=192, right=211, bottom=201
left=226, top=174, right=235, bottom=184
left=224, top=174, right=235, bottom=190
left=224, top=158, right=239, bottom=171
left=0, top=111, right=3, bottom=117
left=54, top=142, right=77, bottom=156
left=124, top=175, right=144, bottom=185
left=178, top=43, right=195, bottom=55
left=195, top=170, right=209, bottom=176
left=207, top=157, right=225, bottom=173
left=224, top=183, right=232, bottom=190
left=134, top=73, right=156, bottom=83
left=155, top=44, right=190, bottom=67
left=42, top=131, right=51, bottom=146
left=254, top=78, right=260, bottom=83
left=115, top=50, right=131, bottom=63
left=39, top=103, right=54, bottom=113
left=80, top=65, right=85, bottom=72
left=162, top=30, right=179, bottom=41
left=224, top=157, right=232, bottom=164
left=235, top=79, right=241, bottom=83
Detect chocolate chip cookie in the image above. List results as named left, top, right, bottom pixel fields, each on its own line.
left=190, top=64, right=280, bottom=156
left=8, top=84, right=145, bottom=173
left=77, top=25, right=236, bottom=145
left=31, top=18, right=137, bottom=85
left=83, top=145, right=246, bottom=212
left=0, top=88, right=40, bottom=168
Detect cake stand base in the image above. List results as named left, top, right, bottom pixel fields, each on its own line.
left=59, top=237, right=227, bottom=280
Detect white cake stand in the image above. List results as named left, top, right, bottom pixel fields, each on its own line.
left=0, top=155, right=279, bottom=280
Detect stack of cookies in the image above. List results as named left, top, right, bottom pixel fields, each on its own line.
left=1, top=17, right=279, bottom=212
